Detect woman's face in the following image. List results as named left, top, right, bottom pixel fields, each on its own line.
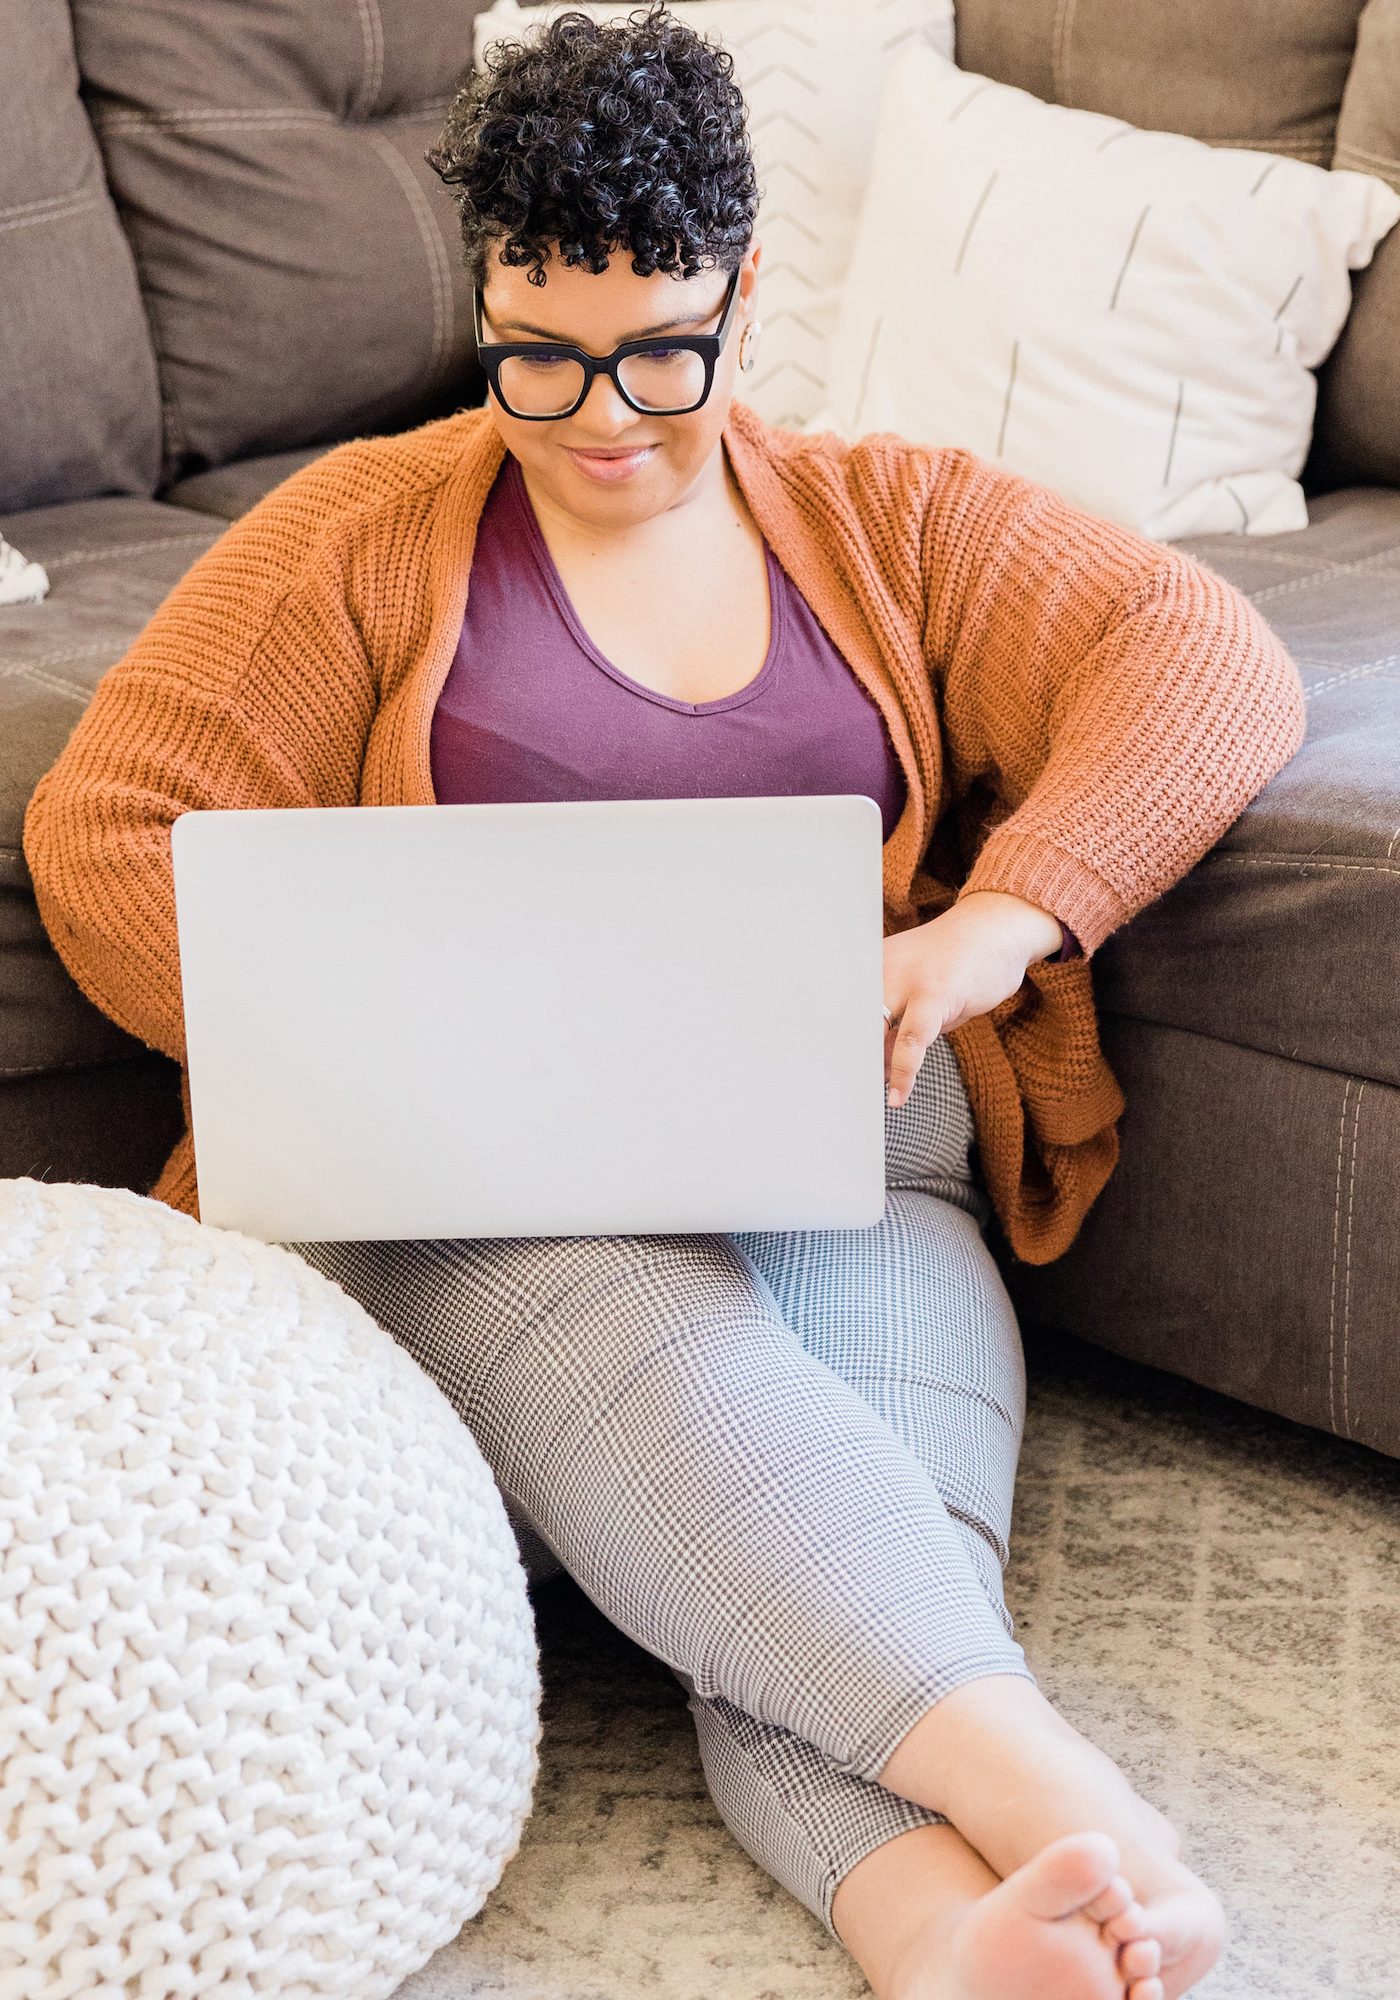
left=477, top=238, right=761, bottom=532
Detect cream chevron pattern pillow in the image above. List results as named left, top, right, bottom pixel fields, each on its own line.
left=812, top=41, right=1400, bottom=540
left=472, top=0, right=955, bottom=430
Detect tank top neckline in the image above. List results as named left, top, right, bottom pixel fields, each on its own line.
left=501, top=449, right=785, bottom=716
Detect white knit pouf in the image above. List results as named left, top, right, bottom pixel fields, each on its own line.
left=0, top=1177, right=542, bottom=2000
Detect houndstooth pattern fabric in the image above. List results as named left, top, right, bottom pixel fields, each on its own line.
left=284, top=1031, right=1035, bottom=1936
left=0, top=1178, right=541, bottom=1999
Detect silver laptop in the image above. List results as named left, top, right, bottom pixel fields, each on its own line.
left=169, top=795, right=889, bottom=1243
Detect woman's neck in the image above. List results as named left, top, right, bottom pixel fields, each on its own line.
left=518, top=432, right=751, bottom=566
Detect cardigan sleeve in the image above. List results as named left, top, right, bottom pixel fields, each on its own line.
left=925, top=464, right=1309, bottom=958
left=21, top=509, right=377, bottom=1068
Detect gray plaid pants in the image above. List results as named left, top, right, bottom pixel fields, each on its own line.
left=281, top=1030, right=1036, bottom=1935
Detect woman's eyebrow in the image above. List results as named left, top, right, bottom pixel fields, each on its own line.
left=489, top=305, right=712, bottom=340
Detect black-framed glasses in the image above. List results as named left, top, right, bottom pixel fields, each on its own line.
left=472, top=264, right=743, bottom=420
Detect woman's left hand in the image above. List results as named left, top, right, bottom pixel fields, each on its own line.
left=882, top=891, right=1065, bottom=1108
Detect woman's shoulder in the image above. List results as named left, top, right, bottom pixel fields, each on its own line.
left=90, top=409, right=500, bottom=695
left=238, top=406, right=497, bottom=546
left=167, top=408, right=500, bottom=624
left=725, top=397, right=1019, bottom=544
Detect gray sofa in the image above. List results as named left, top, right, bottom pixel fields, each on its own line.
left=4, top=1, right=1398, bottom=1455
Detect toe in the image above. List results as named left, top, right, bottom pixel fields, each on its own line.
left=1141, top=1880, right=1227, bottom=1969
left=1082, top=1871, right=1136, bottom=1924
left=1101, top=1897, right=1152, bottom=1946
left=1127, top=1981, right=1165, bottom=2000
left=1118, top=1937, right=1163, bottom=1981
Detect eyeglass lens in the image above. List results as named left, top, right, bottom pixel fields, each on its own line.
left=497, top=346, right=707, bottom=416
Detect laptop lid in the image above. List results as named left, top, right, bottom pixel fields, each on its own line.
left=170, top=794, right=889, bottom=1242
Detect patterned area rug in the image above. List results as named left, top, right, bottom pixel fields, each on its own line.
left=396, top=1329, right=1400, bottom=1999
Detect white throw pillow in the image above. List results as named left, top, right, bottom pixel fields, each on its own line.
left=812, top=41, right=1400, bottom=539
left=472, top=0, right=955, bottom=429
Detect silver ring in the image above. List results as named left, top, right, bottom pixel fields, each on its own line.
left=882, top=1004, right=893, bottom=1024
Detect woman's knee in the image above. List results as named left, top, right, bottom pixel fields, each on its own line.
left=740, top=1193, right=1025, bottom=1428
left=734, top=1192, right=1025, bottom=1563
left=282, top=1226, right=781, bottom=1450
left=415, top=1229, right=791, bottom=1467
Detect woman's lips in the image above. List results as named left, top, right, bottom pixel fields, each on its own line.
left=563, top=443, right=658, bottom=483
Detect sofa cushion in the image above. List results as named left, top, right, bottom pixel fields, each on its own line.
left=951, top=0, right=1380, bottom=497
left=999, top=1019, right=1400, bottom=1459
left=160, top=447, right=337, bottom=522
left=0, top=497, right=224, bottom=1076
left=1092, top=486, right=1400, bottom=1091
left=0, top=0, right=161, bottom=512
left=1314, top=0, right=1400, bottom=487
left=953, top=0, right=1367, bottom=163
left=69, top=0, right=494, bottom=485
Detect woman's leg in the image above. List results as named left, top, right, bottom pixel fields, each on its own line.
left=284, top=1212, right=1162, bottom=2000
left=677, top=1153, right=1031, bottom=1938
left=281, top=1216, right=1032, bottom=1778
left=691, top=1036, right=1213, bottom=1994
left=862, top=1045, right=1221, bottom=1994
left=666, top=1040, right=1027, bottom=1942
left=277, top=1037, right=1212, bottom=1994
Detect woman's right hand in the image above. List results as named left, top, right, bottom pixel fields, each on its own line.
left=882, top=891, right=1065, bottom=1108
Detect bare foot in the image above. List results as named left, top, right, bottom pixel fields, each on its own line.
left=889, top=1830, right=1166, bottom=2000
left=879, top=1678, right=1226, bottom=2000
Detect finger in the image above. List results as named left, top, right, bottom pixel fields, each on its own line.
left=886, top=1027, right=934, bottom=1107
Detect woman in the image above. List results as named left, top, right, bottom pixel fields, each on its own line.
left=22, top=7, right=1308, bottom=1997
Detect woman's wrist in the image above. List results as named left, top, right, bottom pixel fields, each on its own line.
left=954, top=889, right=1066, bottom=964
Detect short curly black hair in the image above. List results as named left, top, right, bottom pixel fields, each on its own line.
left=425, top=2, right=760, bottom=289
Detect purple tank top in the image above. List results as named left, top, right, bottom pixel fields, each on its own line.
left=429, top=450, right=909, bottom=841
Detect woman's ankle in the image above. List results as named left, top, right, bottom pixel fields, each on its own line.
left=876, top=1675, right=1183, bottom=1892
left=831, top=1823, right=997, bottom=2000
left=878, top=1673, right=1066, bottom=1809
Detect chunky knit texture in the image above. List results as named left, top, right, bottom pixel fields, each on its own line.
left=21, top=399, right=1307, bottom=1263
left=0, top=1174, right=541, bottom=1996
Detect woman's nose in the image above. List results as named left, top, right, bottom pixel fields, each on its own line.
left=568, top=367, right=643, bottom=436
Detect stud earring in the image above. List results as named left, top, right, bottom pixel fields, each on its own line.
left=738, top=319, right=762, bottom=372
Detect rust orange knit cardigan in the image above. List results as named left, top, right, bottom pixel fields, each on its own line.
left=21, top=398, right=1307, bottom=1263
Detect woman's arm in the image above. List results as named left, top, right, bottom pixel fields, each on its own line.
left=21, top=502, right=377, bottom=1066
left=921, top=457, right=1308, bottom=959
